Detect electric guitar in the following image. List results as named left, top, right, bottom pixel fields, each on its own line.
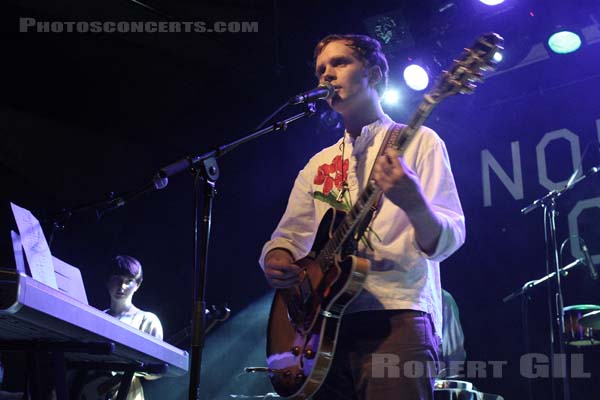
left=266, top=33, right=504, bottom=399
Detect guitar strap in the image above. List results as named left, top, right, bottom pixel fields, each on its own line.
left=353, top=122, right=407, bottom=241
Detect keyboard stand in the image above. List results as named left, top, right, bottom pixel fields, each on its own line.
left=0, top=340, right=114, bottom=400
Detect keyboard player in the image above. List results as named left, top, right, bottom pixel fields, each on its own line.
left=72, top=255, right=163, bottom=400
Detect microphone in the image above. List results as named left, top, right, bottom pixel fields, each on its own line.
left=289, top=82, right=335, bottom=105
left=152, top=173, right=169, bottom=190
left=580, top=238, right=599, bottom=280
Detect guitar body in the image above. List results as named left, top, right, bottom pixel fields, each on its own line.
left=266, top=208, right=370, bottom=399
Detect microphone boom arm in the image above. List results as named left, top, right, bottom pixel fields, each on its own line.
left=154, top=103, right=317, bottom=187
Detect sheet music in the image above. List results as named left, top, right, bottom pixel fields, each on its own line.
left=52, top=256, right=89, bottom=305
left=10, top=202, right=58, bottom=289
left=11, top=230, right=26, bottom=274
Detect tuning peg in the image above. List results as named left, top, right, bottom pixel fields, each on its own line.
left=481, top=62, right=498, bottom=71
left=460, top=83, right=477, bottom=94
left=469, top=72, right=484, bottom=83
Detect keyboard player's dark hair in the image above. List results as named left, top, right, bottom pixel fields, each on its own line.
left=108, top=255, right=143, bottom=284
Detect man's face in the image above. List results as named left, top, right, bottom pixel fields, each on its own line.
left=107, top=274, right=139, bottom=302
left=315, top=40, right=373, bottom=114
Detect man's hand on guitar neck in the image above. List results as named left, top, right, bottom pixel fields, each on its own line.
left=264, top=248, right=304, bottom=289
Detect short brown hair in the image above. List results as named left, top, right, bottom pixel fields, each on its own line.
left=314, top=34, right=389, bottom=96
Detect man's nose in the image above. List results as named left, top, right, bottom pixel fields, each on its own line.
left=321, top=67, right=335, bottom=83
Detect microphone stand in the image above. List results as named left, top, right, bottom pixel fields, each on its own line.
left=517, top=165, right=599, bottom=400
left=503, top=257, right=585, bottom=400
left=521, top=191, right=569, bottom=400
left=503, top=258, right=584, bottom=304
left=152, top=103, right=317, bottom=400
left=43, top=181, right=165, bottom=246
left=41, top=101, right=316, bottom=400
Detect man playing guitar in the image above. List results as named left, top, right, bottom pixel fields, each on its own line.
left=260, top=34, right=466, bottom=399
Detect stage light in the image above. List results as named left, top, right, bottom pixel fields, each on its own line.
left=382, top=88, right=400, bottom=105
left=403, top=64, right=429, bottom=91
left=479, top=0, right=505, bottom=5
left=547, top=30, right=582, bottom=54
left=493, top=51, right=503, bottom=62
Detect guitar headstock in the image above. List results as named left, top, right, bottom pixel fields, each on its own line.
left=429, top=32, right=504, bottom=101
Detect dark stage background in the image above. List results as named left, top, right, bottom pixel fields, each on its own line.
left=1, top=0, right=600, bottom=399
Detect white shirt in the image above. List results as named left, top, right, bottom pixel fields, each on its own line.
left=260, top=114, right=465, bottom=339
left=108, top=307, right=164, bottom=340
left=105, top=307, right=163, bottom=400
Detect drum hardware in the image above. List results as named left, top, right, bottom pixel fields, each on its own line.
left=434, top=379, right=473, bottom=390
left=434, top=379, right=505, bottom=400
left=563, top=305, right=600, bottom=347
left=514, top=156, right=600, bottom=400
left=580, top=310, right=600, bottom=330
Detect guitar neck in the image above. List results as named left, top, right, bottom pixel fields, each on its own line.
left=396, top=95, right=438, bottom=154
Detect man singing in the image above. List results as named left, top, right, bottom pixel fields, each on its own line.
left=260, top=34, right=465, bottom=399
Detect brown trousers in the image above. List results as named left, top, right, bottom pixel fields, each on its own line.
left=313, top=310, right=440, bottom=400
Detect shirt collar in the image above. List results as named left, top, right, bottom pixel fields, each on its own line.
left=344, top=113, right=393, bottom=146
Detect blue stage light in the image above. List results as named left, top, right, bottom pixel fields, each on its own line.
left=547, top=31, right=582, bottom=54
left=403, top=64, right=429, bottom=91
left=382, top=88, right=400, bottom=105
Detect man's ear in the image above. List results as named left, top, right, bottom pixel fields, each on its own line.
left=367, top=65, right=382, bottom=87
left=133, top=280, right=142, bottom=293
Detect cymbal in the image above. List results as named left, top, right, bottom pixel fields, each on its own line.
left=580, top=310, right=600, bottom=329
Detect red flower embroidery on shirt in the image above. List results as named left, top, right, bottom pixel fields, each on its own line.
left=314, top=163, right=331, bottom=185
left=331, top=155, right=349, bottom=177
left=314, top=155, right=349, bottom=195
left=334, top=173, right=344, bottom=190
left=314, top=164, right=335, bottom=194
left=322, top=175, right=334, bottom=194
left=313, top=153, right=379, bottom=248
